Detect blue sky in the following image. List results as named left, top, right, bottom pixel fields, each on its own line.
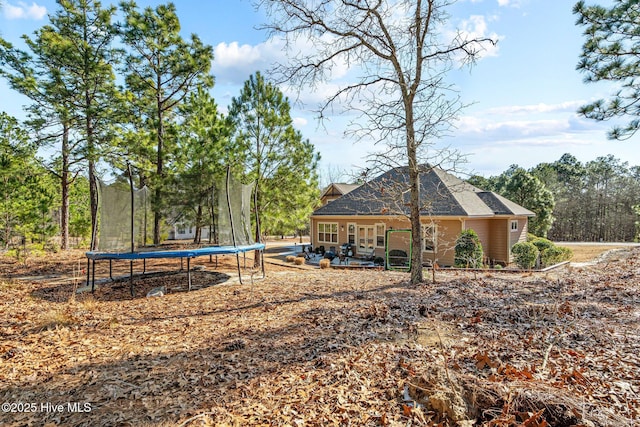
left=1, top=0, right=637, bottom=179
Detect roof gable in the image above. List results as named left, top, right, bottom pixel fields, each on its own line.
left=320, top=183, right=360, bottom=199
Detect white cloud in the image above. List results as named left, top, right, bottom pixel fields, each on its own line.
left=212, top=40, right=281, bottom=84
left=486, top=101, right=585, bottom=115
left=292, top=117, right=308, bottom=127
left=458, top=15, right=502, bottom=58
left=3, top=1, right=47, bottom=20
left=497, top=0, right=526, bottom=7
left=212, top=35, right=352, bottom=87
left=455, top=101, right=602, bottom=147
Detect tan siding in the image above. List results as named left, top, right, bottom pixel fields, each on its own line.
left=507, top=218, right=529, bottom=263
left=489, top=219, right=509, bottom=264
left=424, top=219, right=462, bottom=267
left=464, top=219, right=491, bottom=260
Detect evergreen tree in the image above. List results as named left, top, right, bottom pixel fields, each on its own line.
left=119, top=1, right=214, bottom=244
left=36, top=0, right=119, bottom=250
left=0, top=113, right=55, bottom=248
left=173, top=87, right=234, bottom=244
left=501, top=168, right=555, bottom=237
left=0, top=1, right=103, bottom=250
left=229, top=72, right=320, bottom=254
left=575, top=0, right=640, bottom=139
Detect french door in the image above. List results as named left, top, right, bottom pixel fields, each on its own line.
left=358, top=226, right=374, bottom=253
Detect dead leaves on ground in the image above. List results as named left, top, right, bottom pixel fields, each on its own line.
left=0, top=249, right=639, bottom=426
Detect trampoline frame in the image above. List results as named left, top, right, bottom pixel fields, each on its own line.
left=85, top=243, right=266, bottom=295
left=85, top=165, right=266, bottom=296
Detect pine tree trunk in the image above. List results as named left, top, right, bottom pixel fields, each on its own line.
left=60, top=123, right=70, bottom=250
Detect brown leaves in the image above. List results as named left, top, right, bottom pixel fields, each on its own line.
left=1, top=247, right=639, bottom=426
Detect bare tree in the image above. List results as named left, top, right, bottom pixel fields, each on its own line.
left=259, top=0, right=494, bottom=284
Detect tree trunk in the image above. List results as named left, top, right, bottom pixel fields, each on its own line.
left=194, top=204, right=202, bottom=244
left=254, top=184, right=262, bottom=268
left=154, top=74, right=164, bottom=245
left=60, top=122, right=70, bottom=250
left=88, top=158, right=98, bottom=251
left=406, top=107, right=423, bottom=285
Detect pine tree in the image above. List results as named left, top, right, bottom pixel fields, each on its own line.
left=119, top=1, right=214, bottom=244
left=229, top=72, right=320, bottom=259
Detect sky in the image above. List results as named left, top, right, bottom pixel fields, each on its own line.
left=1, top=0, right=637, bottom=181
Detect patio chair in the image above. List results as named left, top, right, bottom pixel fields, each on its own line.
left=359, top=246, right=375, bottom=261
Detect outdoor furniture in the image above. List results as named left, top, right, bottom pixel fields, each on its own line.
left=359, top=246, right=375, bottom=261
left=323, top=250, right=336, bottom=261
left=303, top=245, right=314, bottom=260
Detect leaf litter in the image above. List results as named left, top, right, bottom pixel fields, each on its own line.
left=0, top=248, right=638, bottom=426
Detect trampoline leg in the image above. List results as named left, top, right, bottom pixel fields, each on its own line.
left=130, top=261, right=134, bottom=297
left=109, top=260, right=113, bottom=280
left=86, top=258, right=90, bottom=287
left=91, top=260, right=96, bottom=293
left=187, top=257, right=192, bottom=291
left=143, top=259, right=146, bottom=274
left=236, top=253, right=243, bottom=284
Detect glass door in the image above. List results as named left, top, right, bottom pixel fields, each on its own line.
left=358, top=226, right=374, bottom=253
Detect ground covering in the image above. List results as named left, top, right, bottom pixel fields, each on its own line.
left=0, top=246, right=638, bottom=426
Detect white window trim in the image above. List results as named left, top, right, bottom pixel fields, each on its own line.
left=347, top=222, right=356, bottom=246
left=317, top=222, right=338, bottom=244
left=375, top=223, right=386, bottom=248
left=421, top=224, right=437, bottom=253
left=510, top=220, right=519, bottom=232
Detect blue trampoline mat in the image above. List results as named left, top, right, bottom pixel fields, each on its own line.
left=86, top=242, right=265, bottom=261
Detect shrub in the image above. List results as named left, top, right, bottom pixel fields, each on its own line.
left=511, top=241, right=539, bottom=270
left=319, top=259, right=331, bottom=269
left=493, top=264, right=503, bottom=270
left=525, top=237, right=573, bottom=267
left=454, top=229, right=484, bottom=268
left=530, top=237, right=554, bottom=253
left=294, top=257, right=305, bottom=265
left=285, top=255, right=296, bottom=263
left=541, top=245, right=573, bottom=267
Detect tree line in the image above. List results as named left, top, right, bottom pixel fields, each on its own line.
left=0, top=0, right=319, bottom=251
left=469, top=153, right=640, bottom=242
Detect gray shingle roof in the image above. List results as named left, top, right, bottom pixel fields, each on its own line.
left=312, top=165, right=535, bottom=217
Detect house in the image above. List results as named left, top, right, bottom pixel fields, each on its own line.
left=320, top=183, right=360, bottom=206
left=310, top=165, right=535, bottom=266
left=167, top=222, right=212, bottom=241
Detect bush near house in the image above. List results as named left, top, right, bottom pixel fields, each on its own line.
left=529, top=236, right=554, bottom=253
left=528, top=236, right=573, bottom=267
left=454, top=229, right=484, bottom=268
left=540, top=245, right=573, bottom=267
left=511, top=241, right=539, bottom=270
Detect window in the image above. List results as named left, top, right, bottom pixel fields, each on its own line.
left=318, top=223, right=338, bottom=243
left=177, top=227, right=186, bottom=235
left=347, top=223, right=356, bottom=245
left=376, top=224, right=385, bottom=247
left=422, top=224, right=436, bottom=252
left=511, top=220, right=519, bottom=232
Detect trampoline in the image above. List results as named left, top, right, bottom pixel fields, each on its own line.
left=85, top=166, right=266, bottom=296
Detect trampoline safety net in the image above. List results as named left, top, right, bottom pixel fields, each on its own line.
left=97, top=180, right=150, bottom=252
left=95, top=173, right=256, bottom=252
